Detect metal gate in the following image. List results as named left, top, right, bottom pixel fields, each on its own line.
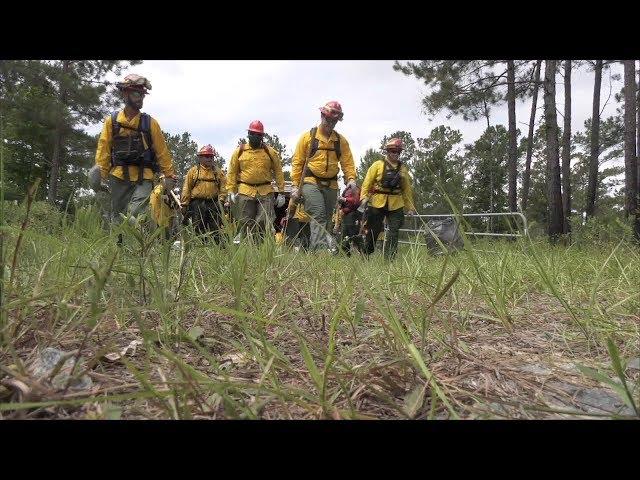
left=390, top=212, right=529, bottom=247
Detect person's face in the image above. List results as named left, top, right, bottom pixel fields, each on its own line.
left=123, top=88, right=145, bottom=110
left=386, top=148, right=402, bottom=161
left=321, top=114, right=339, bottom=131
left=248, top=132, right=263, bottom=148
left=200, top=156, right=214, bottom=168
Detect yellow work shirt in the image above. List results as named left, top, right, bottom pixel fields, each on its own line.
left=291, top=126, right=356, bottom=190
left=361, top=159, right=416, bottom=211
left=225, top=144, right=285, bottom=198
left=181, top=164, right=227, bottom=204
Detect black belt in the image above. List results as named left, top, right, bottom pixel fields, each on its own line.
left=239, top=180, right=272, bottom=187
left=372, top=189, right=402, bottom=195
left=191, top=197, right=218, bottom=202
left=303, top=167, right=337, bottom=186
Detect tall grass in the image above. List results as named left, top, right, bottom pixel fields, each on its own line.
left=0, top=200, right=638, bottom=419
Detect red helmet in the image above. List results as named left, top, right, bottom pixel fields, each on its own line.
left=248, top=120, right=264, bottom=134
left=319, top=101, right=344, bottom=121
left=198, top=144, right=216, bottom=157
left=384, top=138, right=404, bottom=151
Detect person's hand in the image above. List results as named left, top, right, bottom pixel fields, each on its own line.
left=275, top=193, right=286, bottom=208
left=406, top=209, right=417, bottom=216
left=291, top=187, right=300, bottom=200
left=229, top=192, right=238, bottom=204
left=346, top=179, right=357, bottom=190
left=88, top=165, right=110, bottom=192
left=357, top=198, right=368, bottom=214
left=162, top=175, right=176, bottom=190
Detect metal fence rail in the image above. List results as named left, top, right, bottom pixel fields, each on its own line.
left=390, top=212, right=529, bottom=247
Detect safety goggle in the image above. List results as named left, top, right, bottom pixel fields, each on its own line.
left=323, top=114, right=340, bottom=123
left=126, top=89, right=146, bottom=98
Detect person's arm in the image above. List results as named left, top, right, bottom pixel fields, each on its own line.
left=338, top=136, right=357, bottom=184
left=360, top=161, right=380, bottom=202
left=150, top=118, right=176, bottom=178
left=217, top=168, right=228, bottom=202
left=291, top=133, right=308, bottom=187
left=181, top=168, right=193, bottom=205
left=225, top=149, right=240, bottom=194
left=271, top=147, right=285, bottom=192
left=95, top=116, right=113, bottom=179
left=402, top=167, right=417, bottom=213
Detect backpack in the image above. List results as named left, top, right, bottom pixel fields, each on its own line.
left=379, top=160, right=403, bottom=194
left=110, top=111, right=159, bottom=183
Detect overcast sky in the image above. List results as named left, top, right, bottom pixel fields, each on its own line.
left=87, top=60, right=626, bottom=169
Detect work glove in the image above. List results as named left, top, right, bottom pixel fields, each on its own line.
left=229, top=192, right=238, bottom=204
left=88, top=165, right=110, bottom=193
left=162, top=175, right=176, bottom=190
left=346, top=179, right=357, bottom=190
left=357, top=198, right=368, bottom=214
left=291, top=187, right=300, bottom=200
left=275, top=193, right=286, bottom=208
left=406, top=209, right=418, bottom=216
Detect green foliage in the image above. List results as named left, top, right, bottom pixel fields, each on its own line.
left=570, top=116, right=625, bottom=216
left=2, top=200, right=66, bottom=235
left=571, top=216, right=634, bottom=247
left=393, top=60, right=535, bottom=121
left=464, top=126, right=510, bottom=221
left=263, top=133, right=289, bottom=166
left=413, top=126, right=465, bottom=214
left=163, top=131, right=199, bottom=178
left=521, top=115, right=625, bottom=230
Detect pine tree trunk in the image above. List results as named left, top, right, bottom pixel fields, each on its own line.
left=561, top=60, right=572, bottom=235
left=637, top=63, right=640, bottom=242
left=585, top=60, right=602, bottom=219
left=624, top=60, right=637, bottom=219
left=623, top=60, right=640, bottom=243
left=521, top=60, right=542, bottom=212
left=543, top=60, right=565, bottom=241
left=637, top=64, right=640, bottom=204
left=47, top=60, right=71, bottom=204
left=507, top=60, right=518, bottom=212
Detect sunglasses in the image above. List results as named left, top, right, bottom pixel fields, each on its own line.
left=387, top=149, right=402, bottom=154
left=127, top=90, right=146, bottom=98
left=322, top=114, right=340, bottom=123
